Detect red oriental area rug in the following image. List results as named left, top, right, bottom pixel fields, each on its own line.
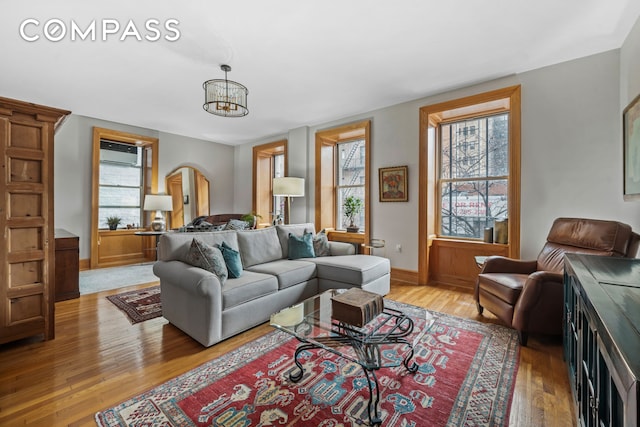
left=95, top=300, right=519, bottom=426
left=106, top=286, right=161, bottom=324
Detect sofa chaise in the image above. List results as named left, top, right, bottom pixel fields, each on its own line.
left=153, top=223, right=390, bottom=347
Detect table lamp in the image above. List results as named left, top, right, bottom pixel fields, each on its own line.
left=143, top=194, right=173, bottom=231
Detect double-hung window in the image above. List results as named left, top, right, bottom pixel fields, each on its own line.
left=252, top=140, right=287, bottom=224
left=98, top=140, right=143, bottom=229
left=336, top=139, right=366, bottom=230
left=418, top=86, right=521, bottom=285
left=439, top=114, right=509, bottom=239
left=315, top=120, right=370, bottom=238
left=273, top=153, right=286, bottom=221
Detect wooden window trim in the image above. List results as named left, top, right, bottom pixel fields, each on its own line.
left=252, top=140, right=287, bottom=224
left=90, top=127, right=159, bottom=269
left=418, top=86, right=521, bottom=285
left=315, top=120, right=371, bottom=246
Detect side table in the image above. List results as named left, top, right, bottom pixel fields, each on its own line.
left=134, top=231, right=167, bottom=260
left=362, top=238, right=385, bottom=256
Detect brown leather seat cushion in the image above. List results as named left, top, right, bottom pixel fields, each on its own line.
left=478, top=273, right=528, bottom=304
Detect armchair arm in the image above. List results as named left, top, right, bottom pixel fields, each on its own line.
left=512, top=270, right=564, bottom=334
left=481, top=256, right=538, bottom=274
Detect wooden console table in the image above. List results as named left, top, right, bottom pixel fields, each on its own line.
left=327, top=230, right=365, bottom=254
left=54, top=229, right=80, bottom=302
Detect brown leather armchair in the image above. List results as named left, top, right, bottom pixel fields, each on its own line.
left=475, top=217, right=640, bottom=346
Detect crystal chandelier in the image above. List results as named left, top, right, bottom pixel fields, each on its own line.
left=203, top=65, right=249, bottom=117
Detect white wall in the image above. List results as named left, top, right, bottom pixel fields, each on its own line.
left=232, top=129, right=309, bottom=223
left=57, top=16, right=640, bottom=268
left=518, top=49, right=640, bottom=257
left=621, top=15, right=640, bottom=111
left=157, top=131, right=235, bottom=214
left=235, top=33, right=640, bottom=270
left=54, top=115, right=234, bottom=259
left=288, top=126, right=309, bottom=224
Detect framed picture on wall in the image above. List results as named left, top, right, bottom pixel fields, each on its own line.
left=379, top=165, right=408, bottom=202
left=624, top=93, right=640, bottom=201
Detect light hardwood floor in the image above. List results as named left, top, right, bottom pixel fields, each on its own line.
left=0, top=280, right=575, bottom=426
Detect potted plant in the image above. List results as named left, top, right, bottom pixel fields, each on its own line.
left=241, top=212, right=263, bottom=229
left=106, top=216, right=122, bottom=231
left=343, top=196, right=363, bottom=233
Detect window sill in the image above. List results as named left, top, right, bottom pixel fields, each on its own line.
left=327, top=230, right=365, bottom=244
left=430, top=237, right=509, bottom=249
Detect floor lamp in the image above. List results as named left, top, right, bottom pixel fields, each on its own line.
left=272, top=177, right=305, bottom=224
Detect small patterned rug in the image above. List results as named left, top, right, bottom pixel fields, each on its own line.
left=95, top=300, right=519, bottom=426
left=106, top=286, right=162, bottom=324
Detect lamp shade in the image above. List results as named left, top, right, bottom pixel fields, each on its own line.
left=143, top=194, right=173, bottom=212
left=273, top=177, right=305, bottom=197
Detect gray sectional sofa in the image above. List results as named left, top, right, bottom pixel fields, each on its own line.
left=153, top=223, right=390, bottom=347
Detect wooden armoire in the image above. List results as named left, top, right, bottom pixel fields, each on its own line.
left=0, top=97, right=70, bottom=344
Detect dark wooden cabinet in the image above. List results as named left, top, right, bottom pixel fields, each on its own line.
left=54, top=229, right=79, bottom=302
left=564, top=254, right=640, bottom=427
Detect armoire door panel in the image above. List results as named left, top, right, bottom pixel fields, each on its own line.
left=9, top=158, right=43, bottom=183
left=8, top=300, right=44, bottom=325
left=8, top=227, right=43, bottom=252
left=9, top=122, right=43, bottom=150
left=9, top=261, right=42, bottom=287
left=7, top=193, right=42, bottom=218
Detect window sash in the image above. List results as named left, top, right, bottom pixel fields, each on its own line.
left=437, top=113, right=510, bottom=240
left=336, top=139, right=366, bottom=231
left=336, top=185, right=365, bottom=231
left=272, top=153, right=285, bottom=221
left=98, top=150, right=143, bottom=229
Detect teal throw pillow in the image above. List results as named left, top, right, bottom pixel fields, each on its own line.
left=184, top=238, right=228, bottom=284
left=218, top=241, right=243, bottom=278
left=288, top=232, right=316, bottom=260
left=313, top=229, right=331, bottom=257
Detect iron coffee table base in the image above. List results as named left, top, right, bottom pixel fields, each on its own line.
left=288, top=319, right=419, bottom=426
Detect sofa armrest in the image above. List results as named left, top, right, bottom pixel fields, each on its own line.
left=153, top=260, right=224, bottom=347
left=329, top=241, right=356, bottom=256
left=481, top=256, right=537, bottom=274
left=153, top=260, right=222, bottom=297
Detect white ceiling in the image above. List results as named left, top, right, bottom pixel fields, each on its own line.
left=1, top=1, right=639, bottom=145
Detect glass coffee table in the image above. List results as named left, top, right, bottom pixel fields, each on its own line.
left=270, top=289, right=434, bottom=426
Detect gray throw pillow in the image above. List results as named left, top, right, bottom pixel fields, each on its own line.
left=184, top=238, right=228, bottom=284
left=313, top=229, right=331, bottom=257
left=224, top=219, right=250, bottom=230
